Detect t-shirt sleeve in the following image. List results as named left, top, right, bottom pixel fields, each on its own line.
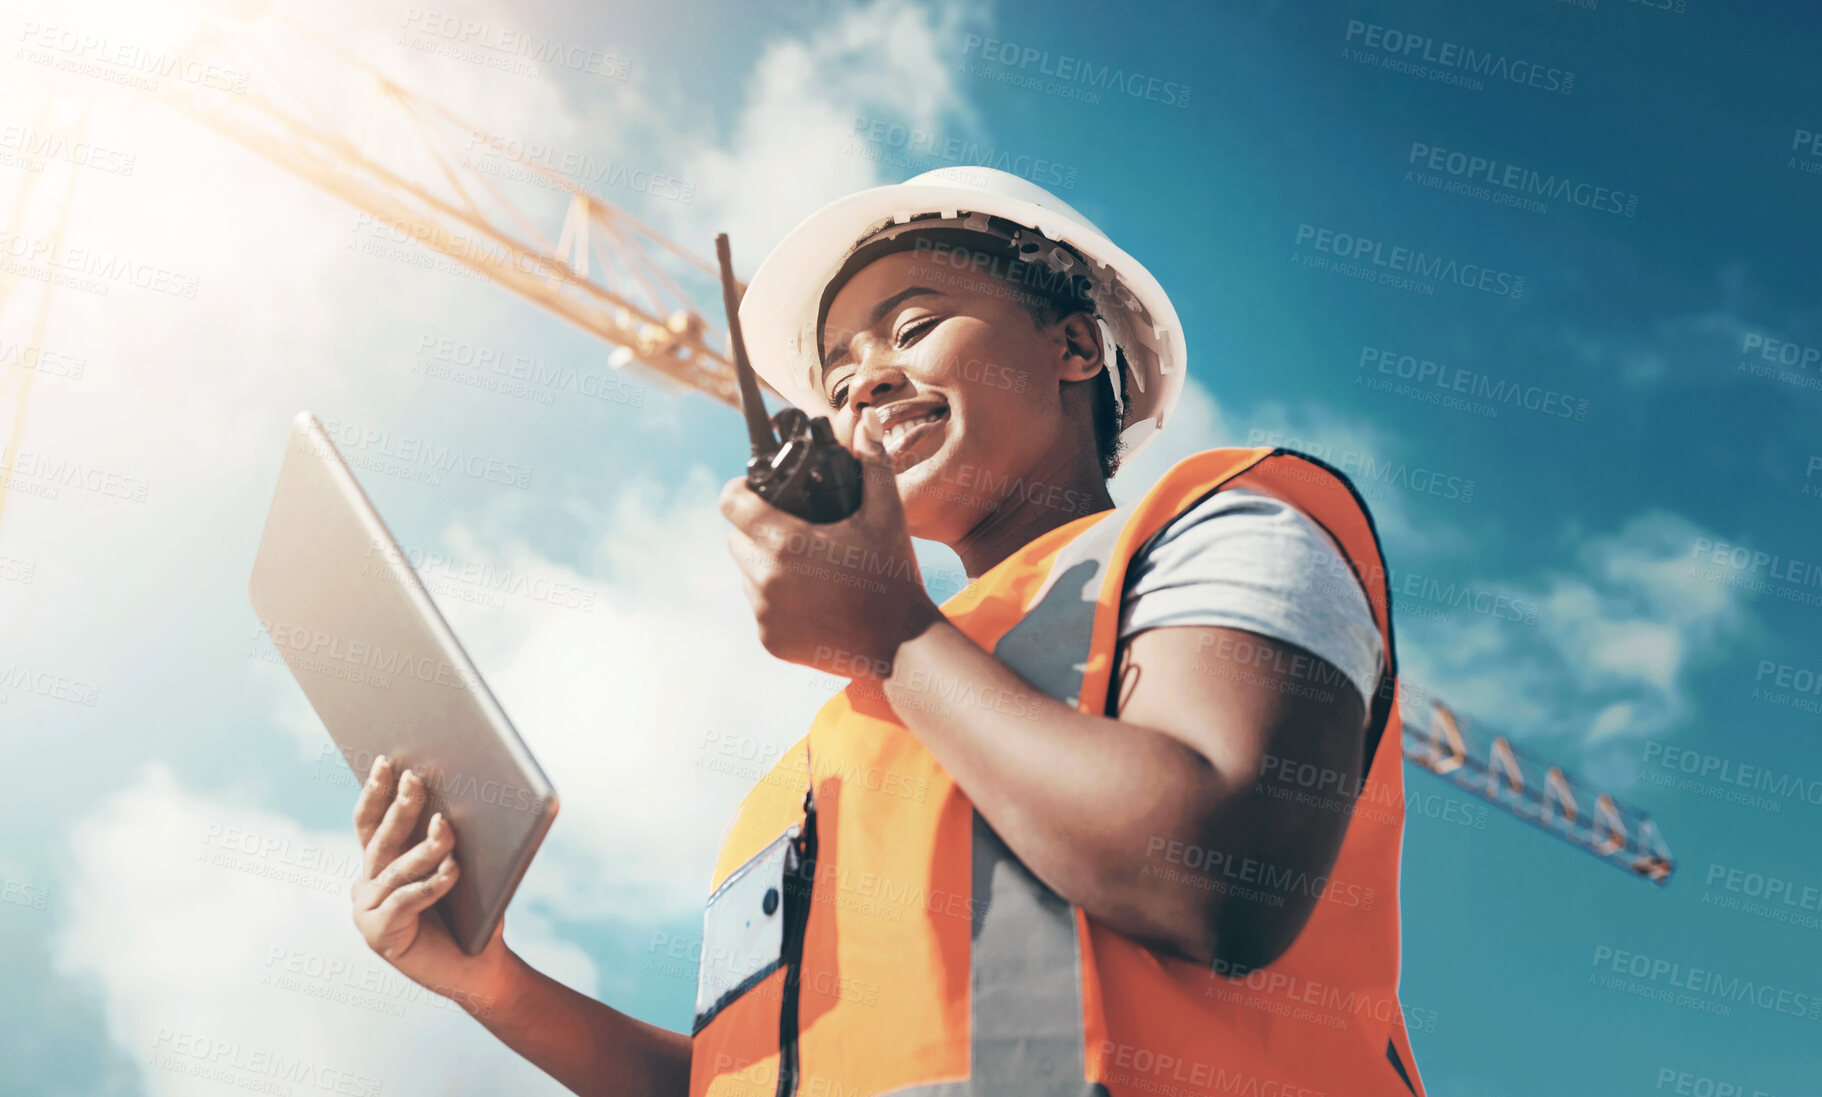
left=1117, top=486, right=1384, bottom=707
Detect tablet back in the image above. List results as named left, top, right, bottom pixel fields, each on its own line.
left=248, top=411, right=558, bottom=955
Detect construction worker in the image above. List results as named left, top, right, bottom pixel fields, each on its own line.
left=348, top=167, right=1427, bottom=1097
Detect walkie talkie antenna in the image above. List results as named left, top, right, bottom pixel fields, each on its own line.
left=716, top=233, right=779, bottom=459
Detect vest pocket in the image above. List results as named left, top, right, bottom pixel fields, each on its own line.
left=693, top=826, right=802, bottom=1034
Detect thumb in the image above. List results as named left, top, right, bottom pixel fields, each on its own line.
left=852, top=408, right=903, bottom=517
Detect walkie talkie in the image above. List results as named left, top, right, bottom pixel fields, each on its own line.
left=716, top=233, right=864, bottom=523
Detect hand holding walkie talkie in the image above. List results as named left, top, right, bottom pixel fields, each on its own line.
left=716, top=233, right=865, bottom=523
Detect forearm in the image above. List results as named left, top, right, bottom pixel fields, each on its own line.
left=473, top=951, right=691, bottom=1097
left=879, top=617, right=1229, bottom=948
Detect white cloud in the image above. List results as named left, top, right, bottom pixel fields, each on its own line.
left=676, top=0, right=976, bottom=257
left=54, top=764, right=584, bottom=1097
left=1546, top=298, right=1763, bottom=391
left=1543, top=510, right=1748, bottom=701
left=1586, top=701, right=1635, bottom=744
left=1396, top=510, right=1753, bottom=786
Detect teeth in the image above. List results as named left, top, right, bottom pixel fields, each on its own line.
left=882, top=407, right=946, bottom=452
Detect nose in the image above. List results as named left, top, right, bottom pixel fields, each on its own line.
left=843, top=349, right=912, bottom=416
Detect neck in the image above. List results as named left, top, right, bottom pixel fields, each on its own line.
left=949, top=451, right=1115, bottom=579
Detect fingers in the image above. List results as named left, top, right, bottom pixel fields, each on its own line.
left=353, top=754, right=395, bottom=849
left=724, top=534, right=764, bottom=606
left=370, top=812, right=457, bottom=897
left=364, top=766, right=429, bottom=880
left=373, top=852, right=460, bottom=924
left=719, top=476, right=803, bottom=544
left=726, top=527, right=773, bottom=583
left=719, top=476, right=761, bottom=525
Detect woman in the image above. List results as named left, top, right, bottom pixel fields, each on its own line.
left=346, top=168, right=1428, bottom=1097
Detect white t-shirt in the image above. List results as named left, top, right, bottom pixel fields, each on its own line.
left=1116, top=486, right=1383, bottom=708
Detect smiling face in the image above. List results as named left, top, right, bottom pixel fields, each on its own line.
left=817, top=247, right=1111, bottom=545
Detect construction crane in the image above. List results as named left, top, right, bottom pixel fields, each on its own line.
left=184, top=11, right=738, bottom=408
left=2, top=5, right=1674, bottom=884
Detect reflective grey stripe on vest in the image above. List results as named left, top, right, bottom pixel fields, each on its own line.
left=990, top=509, right=1129, bottom=708
left=885, top=510, right=1126, bottom=1097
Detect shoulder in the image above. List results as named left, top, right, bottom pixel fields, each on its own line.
left=1128, top=486, right=1353, bottom=588
left=1119, top=485, right=1384, bottom=706
left=1147, top=485, right=1310, bottom=542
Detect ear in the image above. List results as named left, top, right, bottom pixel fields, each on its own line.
left=1055, top=311, right=1106, bottom=384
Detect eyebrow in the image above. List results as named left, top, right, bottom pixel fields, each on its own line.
left=822, top=286, right=943, bottom=378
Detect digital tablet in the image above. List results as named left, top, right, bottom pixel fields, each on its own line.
left=248, top=410, right=558, bottom=956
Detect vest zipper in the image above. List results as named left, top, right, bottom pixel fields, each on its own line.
left=774, top=783, right=817, bottom=1097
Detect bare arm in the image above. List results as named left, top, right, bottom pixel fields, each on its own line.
left=350, top=758, right=692, bottom=1097
left=880, top=621, right=1366, bottom=970
left=474, top=953, right=691, bottom=1097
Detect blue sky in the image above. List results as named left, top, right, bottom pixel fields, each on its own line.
left=2, top=0, right=1820, bottom=1094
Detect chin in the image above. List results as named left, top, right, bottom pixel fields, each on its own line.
left=886, top=440, right=949, bottom=518
left=892, top=459, right=946, bottom=532
left=894, top=446, right=994, bottom=543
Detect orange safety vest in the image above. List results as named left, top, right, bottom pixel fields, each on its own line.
left=689, top=447, right=1429, bottom=1097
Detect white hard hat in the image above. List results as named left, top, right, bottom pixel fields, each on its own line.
left=737, top=166, right=1185, bottom=461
